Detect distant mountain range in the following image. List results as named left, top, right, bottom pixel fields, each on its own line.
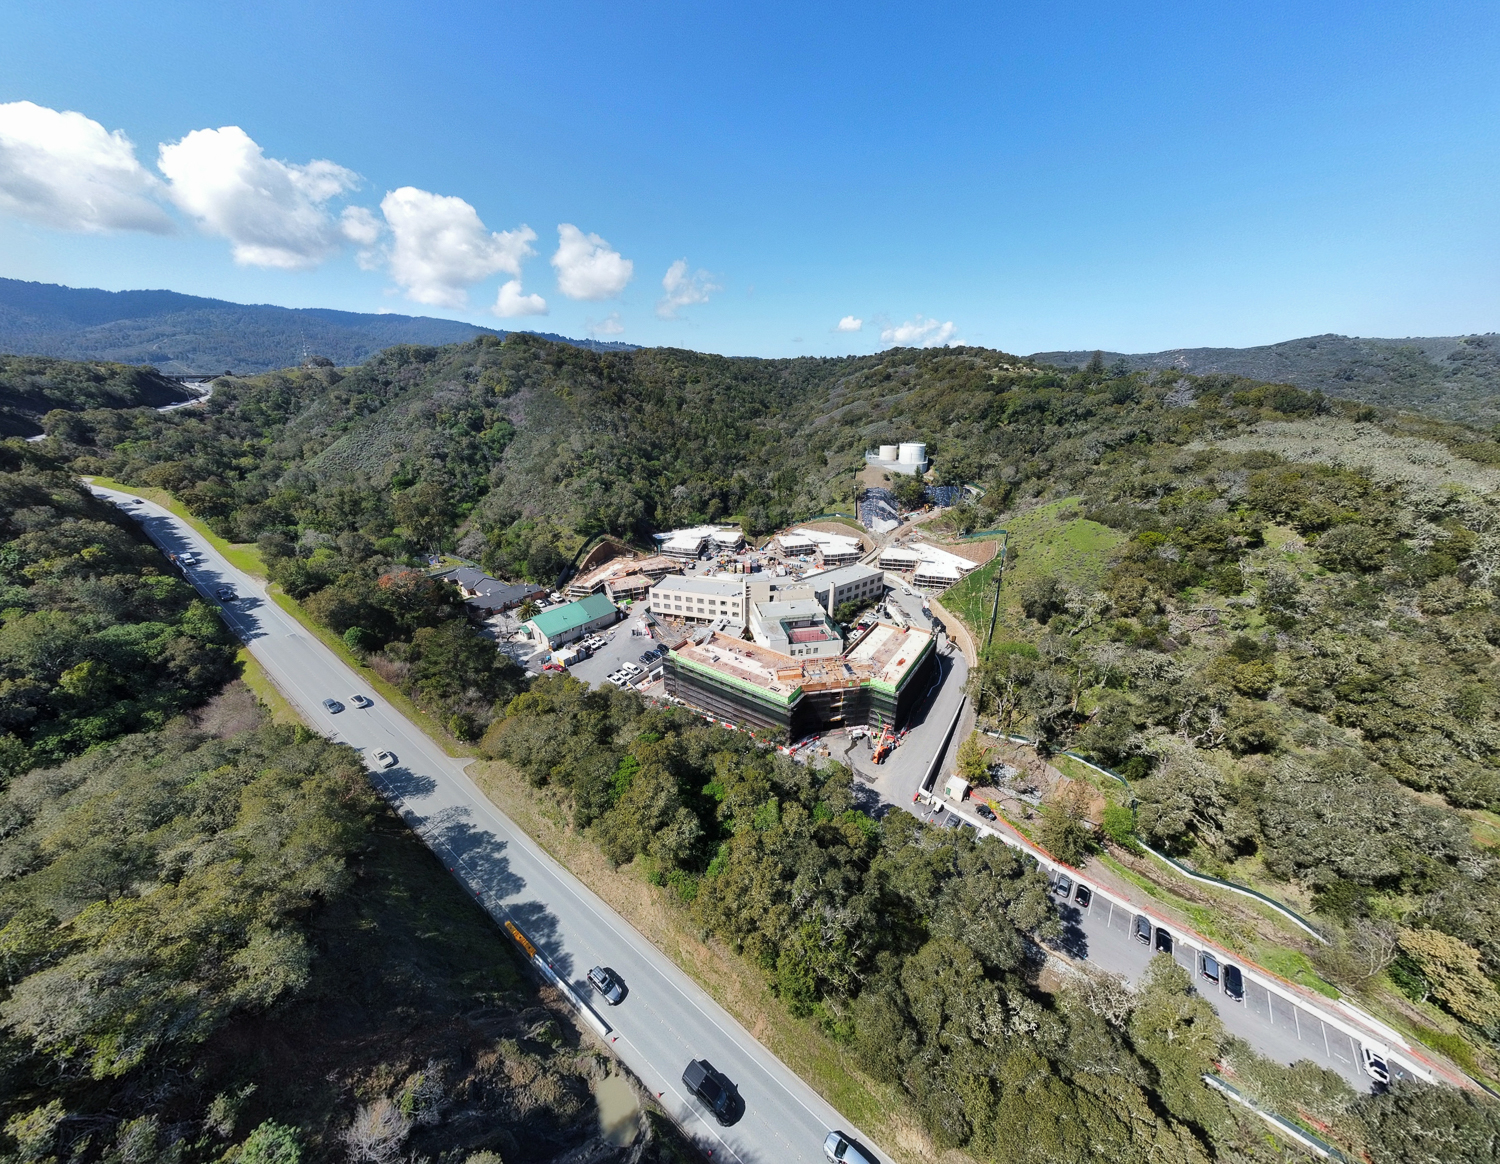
left=0, top=278, right=635, bottom=375
left=1033, top=333, right=1500, bottom=427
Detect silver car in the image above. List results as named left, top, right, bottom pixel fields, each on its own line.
left=824, top=1131, right=876, bottom=1164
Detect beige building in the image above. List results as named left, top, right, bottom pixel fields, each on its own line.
left=648, top=574, right=746, bottom=625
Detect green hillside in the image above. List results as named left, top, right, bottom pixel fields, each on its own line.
left=21, top=335, right=1500, bottom=1156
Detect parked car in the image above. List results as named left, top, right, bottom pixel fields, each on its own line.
left=621, top=662, right=643, bottom=676
left=1361, top=1046, right=1391, bottom=1085
left=823, top=1130, right=876, bottom=1164
left=1222, top=964, right=1244, bottom=1002
left=588, top=965, right=626, bottom=1004
left=350, top=694, right=373, bottom=708
left=1154, top=927, right=1173, bottom=954
left=1133, top=915, right=1152, bottom=944
left=372, top=750, right=397, bottom=769
left=1200, top=952, right=1220, bottom=986
left=974, top=802, right=996, bottom=822
left=322, top=699, right=344, bottom=714
left=1052, top=875, right=1073, bottom=899
left=1073, top=885, right=1092, bottom=908
left=681, top=1059, right=734, bottom=1123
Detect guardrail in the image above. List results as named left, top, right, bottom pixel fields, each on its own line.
left=982, top=731, right=1327, bottom=943
left=1203, top=1074, right=1347, bottom=1160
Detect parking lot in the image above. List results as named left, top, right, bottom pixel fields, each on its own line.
left=564, top=608, right=664, bottom=690
left=1046, top=872, right=1411, bottom=1091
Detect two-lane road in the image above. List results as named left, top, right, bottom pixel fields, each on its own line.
left=94, top=486, right=876, bottom=1164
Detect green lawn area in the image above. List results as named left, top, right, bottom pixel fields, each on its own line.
left=237, top=648, right=303, bottom=726
left=942, top=498, right=1125, bottom=645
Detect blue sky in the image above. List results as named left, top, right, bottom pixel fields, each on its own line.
left=1, top=0, right=1497, bottom=357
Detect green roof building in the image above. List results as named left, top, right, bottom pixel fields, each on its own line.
left=524, top=592, right=620, bottom=648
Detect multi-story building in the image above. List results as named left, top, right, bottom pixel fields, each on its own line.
left=745, top=583, right=844, bottom=659
left=647, top=574, right=747, bottom=625
left=664, top=622, right=936, bottom=739
left=801, top=562, right=885, bottom=617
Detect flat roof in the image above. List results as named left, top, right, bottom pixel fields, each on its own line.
left=802, top=562, right=883, bottom=589
left=845, top=622, right=935, bottom=687
left=673, top=622, right=933, bottom=697
left=652, top=575, right=745, bottom=598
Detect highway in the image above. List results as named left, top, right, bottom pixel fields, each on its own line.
left=92, top=486, right=879, bottom=1164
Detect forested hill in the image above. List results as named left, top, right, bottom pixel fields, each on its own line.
left=1034, top=333, right=1500, bottom=426
left=24, top=337, right=1500, bottom=1154
left=0, top=277, right=634, bottom=374
left=0, top=354, right=194, bottom=437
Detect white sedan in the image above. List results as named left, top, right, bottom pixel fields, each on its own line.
left=372, top=750, right=398, bottom=769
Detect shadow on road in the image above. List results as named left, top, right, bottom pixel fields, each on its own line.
left=1048, top=902, right=1090, bottom=959
left=379, top=767, right=439, bottom=800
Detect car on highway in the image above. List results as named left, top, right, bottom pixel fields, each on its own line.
left=1073, top=885, right=1091, bottom=908
left=974, top=802, right=996, bottom=822
left=1222, top=964, right=1244, bottom=1002
left=322, top=698, right=344, bottom=713
left=1200, top=952, right=1220, bottom=986
left=1052, top=875, right=1073, bottom=899
left=823, top=1130, right=876, bottom=1164
left=681, top=1058, right=735, bottom=1123
left=350, top=694, right=373, bottom=708
left=215, top=586, right=237, bottom=601
left=1361, top=1046, right=1391, bottom=1085
left=1133, top=915, right=1152, bottom=944
left=372, top=750, right=397, bottom=769
left=1154, top=927, right=1173, bottom=954
left=588, top=965, right=626, bottom=1004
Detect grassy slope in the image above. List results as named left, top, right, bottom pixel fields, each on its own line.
left=942, top=498, right=1124, bottom=641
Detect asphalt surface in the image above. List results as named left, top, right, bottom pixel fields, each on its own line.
left=94, top=487, right=881, bottom=1164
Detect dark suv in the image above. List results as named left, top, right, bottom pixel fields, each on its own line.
left=682, top=1059, right=734, bottom=1123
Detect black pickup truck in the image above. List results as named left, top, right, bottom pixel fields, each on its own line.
left=681, top=1059, right=734, bottom=1123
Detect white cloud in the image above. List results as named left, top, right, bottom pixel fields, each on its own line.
left=551, top=224, right=633, bottom=300
left=380, top=186, right=537, bottom=308
left=494, top=278, right=548, bottom=317
left=0, top=101, right=172, bottom=234
left=157, top=126, right=359, bottom=269
left=880, top=315, right=959, bottom=348
left=587, top=312, right=625, bottom=337
left=836, top=315, right=863, bottom=332
left=655, top=258, right=720, bottom=319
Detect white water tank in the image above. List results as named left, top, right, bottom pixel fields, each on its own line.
left=878, top=444, right=899, bottom=462
left=898, top=442, right=926, bottom=466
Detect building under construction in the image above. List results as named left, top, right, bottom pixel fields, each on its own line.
left=664, top=621, right=936, bottom=739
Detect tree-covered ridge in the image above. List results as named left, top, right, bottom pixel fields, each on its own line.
left=968, top=429, right=1500, bottom=1076
left=0, top=443, right=237, bottom=778
left=0, top=354, right=190, bottom=438
left=0, top=721, right=376, bottom=1079
left=1037, top=332, right=1500, bottom=428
